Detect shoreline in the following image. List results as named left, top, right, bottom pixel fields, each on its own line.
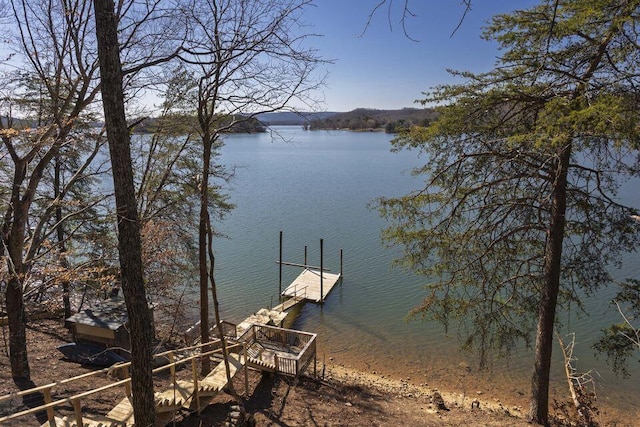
left=315, top=343, right=640, bottom=427
left=323, top=363, right=527, bottom=419
left=1, top=318, right=637, bottom=426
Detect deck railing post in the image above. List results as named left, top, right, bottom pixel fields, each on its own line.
left=243, top=342, right=249, bottom=396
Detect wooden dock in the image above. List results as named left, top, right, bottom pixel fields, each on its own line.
left=272, top=295, right=304, bottom=312
left=281, top=268, right=342, bottom=303
left=277, top=232, right=343, bottom=303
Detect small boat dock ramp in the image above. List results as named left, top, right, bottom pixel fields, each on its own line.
left=277, top=231, right=343, bottom=304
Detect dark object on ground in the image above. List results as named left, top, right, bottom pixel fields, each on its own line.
left=57, top=342, right=128, bottom=367
left=432, top=391, right=449, bottom=411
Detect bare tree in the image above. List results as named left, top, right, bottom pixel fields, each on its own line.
left=1, top=0, right=102, bottom=381
left=178, top=0, right=325, bottom=381
left=363, top=0, right=472, bottom=39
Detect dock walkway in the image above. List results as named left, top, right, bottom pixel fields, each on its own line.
left=281, top=268, right=341, bottom=302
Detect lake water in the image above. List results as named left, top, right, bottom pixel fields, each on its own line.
left=209, top=126, right=639, bottom=416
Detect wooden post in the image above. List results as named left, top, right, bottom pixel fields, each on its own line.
left=304, top=245, right=307, bottom=266
left=320, top=239, right=324, bottom=302
left=168, top=352, right=176, bottom=384
left=279, top=231, right=283, bottom=295
left=191, top=357, right=200, bottom=414
left=243, top=343, right=249, bottom=396
left=72, top=397, right=83, bottom=427
left=340, top=248, right=343, bottom=277
left=43, top=387, right=55, bottom=423
left=313, top=341, right=317, bottom=377
left=123, top=366, right=132, bottom=397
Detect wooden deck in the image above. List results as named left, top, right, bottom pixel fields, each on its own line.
left=281, top=268, right=341, bottom=302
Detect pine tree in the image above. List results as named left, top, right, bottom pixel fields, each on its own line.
left=378, top=1, right=640, bottom=424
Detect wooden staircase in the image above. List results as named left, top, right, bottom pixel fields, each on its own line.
left=3, top=323, right=316, bottom=426
left=103, top=353, right=248, bottom=425
left=1, top=341, right=252, bottom=427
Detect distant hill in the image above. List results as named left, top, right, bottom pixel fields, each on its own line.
left=308, top=108, right=438, bottom=133
left=132, top=114, right=266, bottom=134
left=256, top=111, right=339, bottom=126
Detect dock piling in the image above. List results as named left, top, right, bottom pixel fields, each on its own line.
left=320, top=239, right=324, bottom=303
left=279, top=231, right=283, bottom=295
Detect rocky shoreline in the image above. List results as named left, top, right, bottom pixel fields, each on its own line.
left=323, top=364, right=527, bottom=420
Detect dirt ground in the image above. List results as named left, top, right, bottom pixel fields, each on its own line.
left=0, top=319, right=626, bottom=426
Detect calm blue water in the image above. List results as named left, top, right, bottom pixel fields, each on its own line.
left=209, top=126, right=639, bottom=414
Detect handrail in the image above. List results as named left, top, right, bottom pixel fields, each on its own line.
left=0, top=338, right=226, bottom=406
left=288, top=283, right=308, bottom=298
left=0, top=339, right=245, bottom=424
left=0, top=363, right=121, bottom=404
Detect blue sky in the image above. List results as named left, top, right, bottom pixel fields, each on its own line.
left=0, top=1, right=538, bottom=114
left=304, top=1, right=537, bottom=112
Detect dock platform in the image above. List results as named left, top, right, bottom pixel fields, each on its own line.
left=281, top=268, right=341, bottom=302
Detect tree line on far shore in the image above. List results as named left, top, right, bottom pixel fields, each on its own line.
left=306, top=108, right=438, bottom=132
left=133, top=114, right=267, bottom=134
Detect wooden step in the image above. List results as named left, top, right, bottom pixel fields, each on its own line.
left=41, top=415, right=124, bottom=427
left=106, top=396, right=134, bottom=426
left=197, top=354, right=244, bottom=396
left=154, top=380, right=194, bottom=412
left=247, top=357, right=276, bottom=372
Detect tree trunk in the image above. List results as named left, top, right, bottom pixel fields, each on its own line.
left=199, top=129, right=212, bottom=375
left=530, top=142, right=571, bottom=426
left=54, top=157, right=72, bottom=319
left=3, top=163, right=31, bottom=380
left=5, top=276, right=29, bottom=380
left=93, top=1, right=155, bottom=426
left=206, top=209, right=240, bottom=400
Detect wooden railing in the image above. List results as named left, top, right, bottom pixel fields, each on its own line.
left=296, top=330, right=317, bottom=375
left=0, top=340, right=247, bottom=426
left=239, top=324, right=317, bottom=377
left=184, top=319, right=238, bottom=344
left=285, top=283, right=308, bottom=299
